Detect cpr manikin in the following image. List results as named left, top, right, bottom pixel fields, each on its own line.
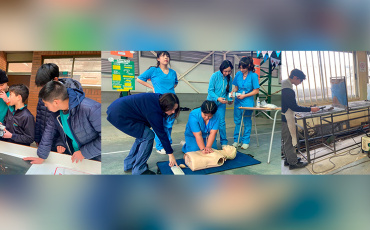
left=184, top=145, right=237, bottom=171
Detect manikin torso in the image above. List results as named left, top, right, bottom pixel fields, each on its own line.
left=184, top=145, right=237, bottom=171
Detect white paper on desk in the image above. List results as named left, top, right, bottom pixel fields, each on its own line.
left=26, top=164, right=93, bottom=175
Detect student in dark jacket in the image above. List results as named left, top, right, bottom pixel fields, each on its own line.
left=23, top=81, right=101, bottom=164
left=34, top=63, right=82, bottom=150
left=0, top=84, right=35, bottom=146
left=107, top=93, right=180, bottom=175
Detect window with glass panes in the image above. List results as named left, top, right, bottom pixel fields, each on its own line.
left=282, top=51, right=358, bottom=105
left=43, top=56, right=101, bottom=86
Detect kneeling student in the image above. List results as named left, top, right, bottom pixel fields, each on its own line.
left=24, top=81, right=101, bottom=164
left=182, top=100, right=219, bottom=154
left=1, top=84, right=35, bottom=146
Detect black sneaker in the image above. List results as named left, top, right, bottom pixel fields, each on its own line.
left=141, top=169, right=156, bottom=175
left=289, top=161, right=308, bottom=170
left=124, top=169, right=132, bottom=173
left=284, top=157, right=302, bottom=166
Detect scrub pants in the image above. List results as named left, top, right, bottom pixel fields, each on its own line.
left=233, top=107, right=252, bottom=144
left=182, top=135, right=218, bottom=153
left=216, top=103, right=228, bottom=146
left=154, top=116, right=174, bottom=151
left=124, top=126, right=155, bottom=175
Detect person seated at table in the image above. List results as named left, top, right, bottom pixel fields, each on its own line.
left=182, top=100, right=219, bottom=154
left=0, top=84, right=35, bottom=146
left=23, top=81, right=101, bottom=164
left=231, top=56, right=260, bottom=150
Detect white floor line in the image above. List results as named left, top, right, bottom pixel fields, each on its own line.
left=102, top=131, right=281, bottom=155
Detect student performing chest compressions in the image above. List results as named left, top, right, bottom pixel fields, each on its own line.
left=137, top=51, right=178, bottom=155
left=181, top=100, right=238, bottom=172
left=107, top=93, right=180, bottom=175
left=182, top=100, right=219, bottom=154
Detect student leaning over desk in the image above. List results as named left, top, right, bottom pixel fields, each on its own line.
left=34, top=63, right=83, bottom=151
left=24, top=81, right=101, bottom=164
left=137, top=51, right=178, bottom=155
left=231, top=56, right=260, bottom=150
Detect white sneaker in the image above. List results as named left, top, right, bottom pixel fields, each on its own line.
left=156, top=149, right=166, bottom=154
left=232, top=142, right=239, bottom=148
left=241, top=144, right=249, bottom=149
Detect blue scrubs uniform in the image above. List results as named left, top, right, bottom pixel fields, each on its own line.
left=138, top=67, right=178, bottom=151
left=207, top=71, right=232, bottom=146
left=182, top=108, right=219, bottom=153
left=232, top=71, right=260, bottom=144
left=0, top=91, right=9, bottom=123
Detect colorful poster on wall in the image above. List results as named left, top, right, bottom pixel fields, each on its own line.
left=110, top=51, right=134, bottom=58
left=112, top=59, right=135, bottom=91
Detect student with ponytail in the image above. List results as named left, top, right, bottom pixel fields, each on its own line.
left=207, top=60, right=233, bottom=148
left=231, top=56, right=260, bottom=150
left=137, top=51, right=178, bottom=155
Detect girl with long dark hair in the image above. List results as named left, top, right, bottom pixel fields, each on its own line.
left=207, top=60, right=234, bottom=148
left=231, top=57, right=260, bottom=150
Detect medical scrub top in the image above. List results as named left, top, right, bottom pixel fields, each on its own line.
left=138, top=66, right=178, bottom=94
left=0, top=91, right=10, bottom=123
left=60, top=111, right=79, bottom=152
left=232, top=71, right=260, bottom=107
left=207, top=71, right=232, bottom=106
left=184, top=108, right=219, bottom=139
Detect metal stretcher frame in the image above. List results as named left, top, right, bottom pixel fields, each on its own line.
left=295, top=101, right=370, bottom=163
left=237, top=107, right=281, bottom=163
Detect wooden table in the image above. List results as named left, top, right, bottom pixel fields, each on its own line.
left=0, top=141, right=101, bottom=175
left=238, top=107, right=281, bottom=163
